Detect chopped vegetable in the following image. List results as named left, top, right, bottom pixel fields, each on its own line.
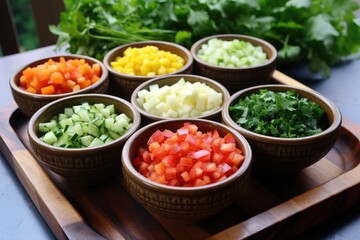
left=38, top=102, right=132, bottom=148
left=136, top=78, right=223, bottom=118
left=132, top=122, right=245, bottom=187
left=229, top=89, right=326, bottom=138
left=50, top=0, right=360, bottom=77
left=111, top=45, right=185, bottom=76
left=197, top=38, right=267, bottom=68
left=19, top=57, right=102, bottom=94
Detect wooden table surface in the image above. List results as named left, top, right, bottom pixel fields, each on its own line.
left=0, top=46, right=360, bottom=239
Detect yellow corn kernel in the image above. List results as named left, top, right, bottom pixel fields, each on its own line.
left=110, top=45, right=185, bottom=76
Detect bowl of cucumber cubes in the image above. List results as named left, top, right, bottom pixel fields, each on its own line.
left=28, top=93, right=141, bottom=185
left=190, top=34, right=277, bottom=94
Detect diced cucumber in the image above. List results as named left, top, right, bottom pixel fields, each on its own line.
left=109, top=131, right=120, bottom=140
left=78, top=109, right=90, bottom=122
left=94, top=103, right=105, bottom=110
left=58, top=113, right=68, bottom=121
left=66, top=124, right=84, bottom=137
left=59, top=118, right=74, bottom=129
left=106, top=104, right=115, bottom=114
left=41, top=131, right=58, bottom=144
left=53, top=133, right=69, bottom=147
left=39, top=120, right=57, bottom=133
left=71, top=114, right=81, bottom=122
left=88, top=138, right=104, bottom=147
left=100, top=108, right=111, bottom=118
left=88, top=123, right=99, bottom=137
left=64, top=107, right=74, bottom=116
left=38, top=102, right=133, bottom=148
left=110, top=121, right=124, bottom=133
left=80, top=135, right=94, bottom=147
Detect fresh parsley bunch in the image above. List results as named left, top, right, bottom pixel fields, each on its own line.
left=50, top=0, right=360, bottom=77
left=229, top=89, right=326, bottom=138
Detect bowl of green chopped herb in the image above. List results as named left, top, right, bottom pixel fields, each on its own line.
left=222, top=84, right=342, bottom=176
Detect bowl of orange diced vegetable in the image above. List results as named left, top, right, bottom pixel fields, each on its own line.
left=103, top=41, right=193, bottom=100
left=121, top=118, right=252, bottom=223
left=10, top=54, right=109, bottom=117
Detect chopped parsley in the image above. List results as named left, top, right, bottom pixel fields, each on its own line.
left=229, top=89, right=327, bottom=138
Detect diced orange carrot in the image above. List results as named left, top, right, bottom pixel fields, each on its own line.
left=50, top=72, right=64, bottom=84
left=18, top=57, right=102, bottom=95
left=26, top=86, right=37, bottom=94
left=41, top=85, right=55, bottom=94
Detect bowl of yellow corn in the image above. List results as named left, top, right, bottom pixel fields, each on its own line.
left=103, top=41, right=193, bottom=100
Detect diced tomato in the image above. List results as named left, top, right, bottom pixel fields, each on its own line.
left=165, top=167, right=177, bottom=180
left=220, top=143, right=236, bottom=153
left=154, top=162, right=165, bottom=175
left=132, top=123, right=245, bottom=187
left=223, top=133, right=236, bottom=143
left=148, top=129, right=165, bottom=145
left=189, top=149, right=211, bottom=162
left=179, top=157, right=193, bottom=169
left=181, top=171, right=191, bottom=182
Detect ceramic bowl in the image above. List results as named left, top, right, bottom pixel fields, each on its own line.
left=103, top=40, right=193, bottom=100
left=10, top=54, right=109, bottom=118
left=121, top=118, right=252, bottom=223
left=130, top=74, right=230, bottom=125
left=222, top=84, right=342, bottom=176
left=190, top=34, right=277, bottom=94
left=28, top=94, right=141, bottom=185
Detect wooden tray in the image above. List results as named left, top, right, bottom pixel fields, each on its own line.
left=1, top=70, right=360, bottom=240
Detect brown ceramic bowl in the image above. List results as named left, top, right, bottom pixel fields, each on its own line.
left=121, top=118, right=252, bottom=223
left=103, top=41, right=193, bottom=100
left=10, top=54, right=109, bottom=118
left=28, top=94, right=141, bottom=185
left=191, top=34, right=277, bottom=94
left=130, top=74, right=230, bottom=125
left=222, top=84, right=342, bottom=176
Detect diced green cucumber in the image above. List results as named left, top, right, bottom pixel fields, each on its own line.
left=94, top=103, right=105, bottom=110
left=58, top=113, right=68, bottom=121
left=106, top=104, right=115, bottom=114
left=80, top=135, right=94, bottom=147
left=53, top=133, right=69, bottom=147
left=39, top=120, right=57, bottom=133
left=88, top=123, right=99, bottom=137
left=41, top=131, right=58, bottom=144
left=66, top=124, right=84, bottom=137
left=59, top=118, right=74, bottom=129
left=88, top=138, right=104, bottom=147
left=64, top=107, right=74, bottom=116
left=38, top=102, right=133, bottom=148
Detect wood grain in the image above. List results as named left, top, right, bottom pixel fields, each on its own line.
left=0, top=71, right=359, bottom=239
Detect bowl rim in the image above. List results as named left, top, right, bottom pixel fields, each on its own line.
left=103, top=40, right=193, bottom=80
left=222, top=84, right=342, bottom=143
left=190, top=34, right=277, bottom=71
left=121, top=118, right=252, bottom=193
left=28, top=93, right=141, bottom=153
left=130, top=73, right=230, bottom=121
left=9, top=54, right=109, bottom=100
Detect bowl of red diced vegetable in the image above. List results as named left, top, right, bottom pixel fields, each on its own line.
left=28, top=93, right=141, bottom=185
left=10, top=54, right=109, bottom=118
left=121, top=118, right=252, bottom=223
left=131, top=74, right=230, bottom=125
left=190, top=34, right=277, bottom=94
left=222, top=84, right=342, bottom=177
left=103, top=40, right=193, bottom=100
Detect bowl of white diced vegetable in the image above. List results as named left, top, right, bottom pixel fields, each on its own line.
left=190, top=34, right=277, bottom=94
left=131, top=74, right=230, bottom=125
left=28, top=93, right=141, bottom=185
